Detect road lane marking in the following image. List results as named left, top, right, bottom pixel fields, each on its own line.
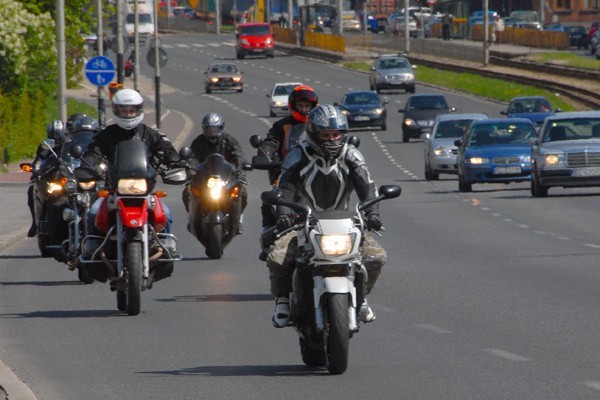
left=485, top=348, right=531, bottom=362
left=415, top=324, right=452, bottom=334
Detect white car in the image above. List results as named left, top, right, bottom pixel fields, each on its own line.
left=266, top=82, right=302, bottom=117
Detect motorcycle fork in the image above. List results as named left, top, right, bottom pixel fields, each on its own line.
left=116, top=209, right=150, bottom=280
left=312, top=270, right=358, bottom=333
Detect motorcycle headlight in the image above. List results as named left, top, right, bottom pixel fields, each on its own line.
left=117, top=178, right=148, bottom=195
left=65, top=179, right=78, bottom=193
left=78, top=181, right=96, bottom=190
left=207, top=177, right=225, bottom=200
left=317, top=233, right=356, bottom=255
left=47, top=177, right=67, bottom=195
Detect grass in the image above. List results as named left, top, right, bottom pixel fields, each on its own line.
left=342, top=61, right=576, bottom=111
left=519, top=51, right=600, bottom=70
left=44, top=96, right=98, bottom=124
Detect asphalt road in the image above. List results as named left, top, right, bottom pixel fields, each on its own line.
left=1, top=32, right=600, bottom=400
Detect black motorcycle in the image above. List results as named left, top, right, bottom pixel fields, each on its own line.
left=181, top=149, right=248, bottom=259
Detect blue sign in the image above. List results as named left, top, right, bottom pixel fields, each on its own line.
left=85, top=56, right=115, bottom=87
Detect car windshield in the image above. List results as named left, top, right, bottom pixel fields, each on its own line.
left=274, top=85, right=298, bottom=96
left=126, top=13, right=152, bottom=24
left=408, top=96, right=448, bottom=110
left=209, top=64, right=238, bottom=73
left=469, top=122, right=536, bottom=146
left=434, top=119, right=475, bottom=139
left=542, top=118, right=600, bottom=142
left=508, top=98, right=552, bottom=113
left=343, top=92, right=380, bottom=105
left=240, top=25, right=270, bottom=35
left=377, top=58, right=409, bottom=69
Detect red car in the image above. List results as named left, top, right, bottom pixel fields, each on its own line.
left=587, top=21, right=600, bottom=41
left=235, top=22, right=274, bottom=59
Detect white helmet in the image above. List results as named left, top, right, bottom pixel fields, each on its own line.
left=111, top=89, right=144, bottom=130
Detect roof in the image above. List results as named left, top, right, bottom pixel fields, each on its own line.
left=436, top=113, right=488, bottom=121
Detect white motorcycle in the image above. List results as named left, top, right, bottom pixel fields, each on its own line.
left=262, top=184, right=401, bottom=374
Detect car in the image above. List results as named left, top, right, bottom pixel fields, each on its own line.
left=455, top=118, right=537, bottom=192
left=501, top=96, right=559, bottom=128
left=587, top=21, right=600, bottom=41
left=468, top=10, right=498, bottom=26
left=368, top=54, right=416, bottom=94
left=266, top=82, right=302, bottom=117
left=332, top=11, right=362, bottom=32
left=385, top=14, right=418, bottom=36
left=398, top=94, right=455, bottom=143
left=514, top=20, right=543, bottom=30
left=590, top=30, right=600, bottom=55
left=529, top=111, right=600, bottom=197
left=203, top=62, right=243, bottom=94
left=235, top=22, right=274, bottom=59
left=566, top=25, right=589, bottom=49
left=336, top=90, right=388, bottom=130
left=422, top=113, right=489, bottom=180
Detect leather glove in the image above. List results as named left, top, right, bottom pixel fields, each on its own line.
left=276, top=215, right=294, bottom=231
left=170, top=160, right=188, bottom=169
left=365, top=213, right=383, bottom=231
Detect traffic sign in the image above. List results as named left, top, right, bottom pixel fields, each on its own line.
left=85, top=56, right=115, bottom=87
left=147, top=48, right=168, bottom=69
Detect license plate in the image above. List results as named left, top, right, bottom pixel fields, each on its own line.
left=572, top=167, right=600, bottom=177
left=253, top=48, right=264, bottom=52
left=354, top=116, right=370, bottom=121
left=494, top=166, right=521, bottom=174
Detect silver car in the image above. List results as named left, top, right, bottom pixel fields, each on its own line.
left=368, top=55, right=416, bottom=94
left=530, top=111, right=600, bottom=197
left=422, top=113, right=489, bottom=180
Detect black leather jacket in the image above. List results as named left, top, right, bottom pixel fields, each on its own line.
left=190, top=133, right=246, bottom=178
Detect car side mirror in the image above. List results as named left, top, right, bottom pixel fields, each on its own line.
left=412, top=65, right=417, bottom=69
left=383, top=98, right=389, bottom=104
left=554, top=108, right=562, bottom=113
left=454, top=139, right=462, bottom=147
left=266, top=94, right=271, bottom=98
left=449, top=107, right=457, bottom=112
left=369, top=66, right=375, bottom=71
left=398, top=109, right=405, bottom=113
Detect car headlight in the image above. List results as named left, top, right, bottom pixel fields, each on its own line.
left=433, top=146, right=448, bottom=156
left=522, top=156, right=531, bottom=163
left=317, top=233, right=356, bottom=255
left=266, top=38, right=273, bottom=45
left=78, top=181, right=96, bottom=190
left=544, top=154, right=560, bottom=166
left=207, top=177, right=225, bottom=200
left=374, top=108, right=385, bottom=115
left=404, top=118, right=416, bottom=126
left=210, top=77, right=219, bottom=83
left=467, top=157, right=489, bottom=164
left=117, top=178, right=148, bottom=195
left=341, top=109, right=350, bottom=116
left=274, top=101, right=282, bottom=106
left=232, top=76, right=242, bottom=82
left=241, top=38, right=250, bottom=45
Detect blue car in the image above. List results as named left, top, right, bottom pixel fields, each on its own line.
left=501, top=96, right=560, bottom=128
left=456, top=118, right=538, bottom=192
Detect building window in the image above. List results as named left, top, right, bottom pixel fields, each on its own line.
left=556, top=0, right=571, bottom=9
left=583, top=0, right=599, bottom=8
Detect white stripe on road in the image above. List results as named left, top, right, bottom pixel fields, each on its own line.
left=581, top=381, right=600, bottom=391
left=415, top=324, right=452, bottom=334
left=485, top=348, right=531, bottom=362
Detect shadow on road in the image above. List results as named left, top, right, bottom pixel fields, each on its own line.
left=156, top=293, right=272, bottom=303
left=139, top=364, right=328, bottom=377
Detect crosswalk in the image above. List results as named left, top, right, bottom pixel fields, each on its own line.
left=162, top=41, right=236, bottom=49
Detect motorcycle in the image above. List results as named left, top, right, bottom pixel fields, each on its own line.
left=78, top=139, right=187, bottom=315
left=180, top=148, right=249, bottom=259
left=261, top=184, right=401, bottom=374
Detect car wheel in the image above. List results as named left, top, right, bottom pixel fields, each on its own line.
left=237, top=52, right=244, bottom=59
left=369, top=81, right=374, bottom=91
left=269, top=110, right=275, bottom=117
left=375, top=86, right=382, bottom=94
left=402, top=130, right=409, bottom=143
left=531, top=173, right=548, bottom=197
left=238, top=87, right=243, bottom=93
left=407, top=85, right=416, bottom=94
left=205, top=87, right=211, bottom=94
left=424, top=165, right=439, bottom=181
left=458, top=174, right=472, bottom=192
left=381, top=120, right=387, bottom=131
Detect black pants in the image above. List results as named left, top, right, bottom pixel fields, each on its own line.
left=442, top=25, right=450, bottom=40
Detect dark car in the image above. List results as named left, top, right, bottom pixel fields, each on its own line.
left=567, top=25, right=589, bottom=49
left=203, top=62, right=243, bottom=94
left=501, top=96, right=559, bottom=128
left=456, top=118, right=537, bottom=192
left=398, top=94, right=455, bottom=142
left=337, top=91, right=388, bottom=130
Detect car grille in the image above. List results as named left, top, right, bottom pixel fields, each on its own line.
left=492, top=156, right=521, bottom=164
left=566, top=152, right=600, bottom=167
left=451, top=149, right=458, bottom=155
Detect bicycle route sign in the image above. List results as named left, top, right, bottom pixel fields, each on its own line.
left=85, top=56, right=115, bottom=87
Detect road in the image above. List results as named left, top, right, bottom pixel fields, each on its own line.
left=1, top=32, right=600, bottom=400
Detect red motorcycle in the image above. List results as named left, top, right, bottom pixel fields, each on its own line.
left=78, top=140, right=186, bottom=315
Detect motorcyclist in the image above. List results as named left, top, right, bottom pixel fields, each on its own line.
left=76, top=88, right=181, bottom=231
left=26, top=120, right=68, bottom=237
left=266, top=104, right=386, bottom=328
left=181, top=112, right=248, bottom=234
left=257, top=85, right=318, bottom=240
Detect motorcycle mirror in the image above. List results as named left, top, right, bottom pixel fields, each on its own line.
left=261, top=190, right=281, bottom=206
left=379, top=185, right=401, bottom=199
left=179, top=146, right=193, bottom=160
left=70, top=144, right=84, bottom=158
left=241, top=162, right=253, bottom=171
left=348, top=136, right=360, bottom=148
left=42, top=138, right=55, bottom=149
left=249, top=135, right=263, bottom=148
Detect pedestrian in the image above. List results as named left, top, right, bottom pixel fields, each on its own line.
left=494, top=16, right=505, bottom=44
left=442, top=11, right=452, bottom=40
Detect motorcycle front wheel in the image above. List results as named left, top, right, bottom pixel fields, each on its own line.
left=326, top=293, right=350, bottom=375
left=125, top=241, right=142, bottom=315
left=205, top=224, right=223, bottom=259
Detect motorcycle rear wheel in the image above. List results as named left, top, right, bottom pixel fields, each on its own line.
left=126, top=242, right=142, bottom=316
left=326, top=293, right=350, bottom=375
left=206, top=224, right=223, bottom=259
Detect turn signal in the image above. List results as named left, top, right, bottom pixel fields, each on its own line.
left=155, top=191, right=167, bottom=198
left=98, top=190, right=110, bottom=198
left=230, top=186, right=240, bottom=198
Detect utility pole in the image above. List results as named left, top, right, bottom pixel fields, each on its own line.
left=117, top=0, right=125, bottom=84
left=216, top=0, right=221, bottom=34
left=134, top=0, right=140, bottom=91
left=97, top=0, right=106, bottom=128
left=153, top=0, right=162, bottom=129
left=403, top=0, right=409, bottom=53
left=336, top=0, right=343, bottom=35
left=56, top=0, right=67, bottom=121
left=483, top=0, right=489, bottom=66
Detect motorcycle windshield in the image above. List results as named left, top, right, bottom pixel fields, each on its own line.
left=61, top=131, right=95, bottom=165
left=109, top=139, right=151, bottom=189
left=196, top=153, right=235, bottom=179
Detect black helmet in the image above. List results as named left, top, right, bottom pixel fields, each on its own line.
left=305, top=104, right=348, bottom=159
left=46, top=120, right=66, bottom=143
left=202, top=113, right=225, bottom=144
left=288, top=85, right=318, bottom=123
left=72, top=115, right=100, bottom=133
left=66, top=113, right=85, bottom=135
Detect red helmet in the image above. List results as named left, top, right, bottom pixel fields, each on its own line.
left=288, top=85, right=318, bottom=122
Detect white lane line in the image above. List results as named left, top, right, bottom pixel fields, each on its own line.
left=415, top=324, right=452, bottom=334
left=581, top=381, right=600, bottom=391
left=583, top=243, right=600, bottom=248
left=485, top=348, right=531, bottom=362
